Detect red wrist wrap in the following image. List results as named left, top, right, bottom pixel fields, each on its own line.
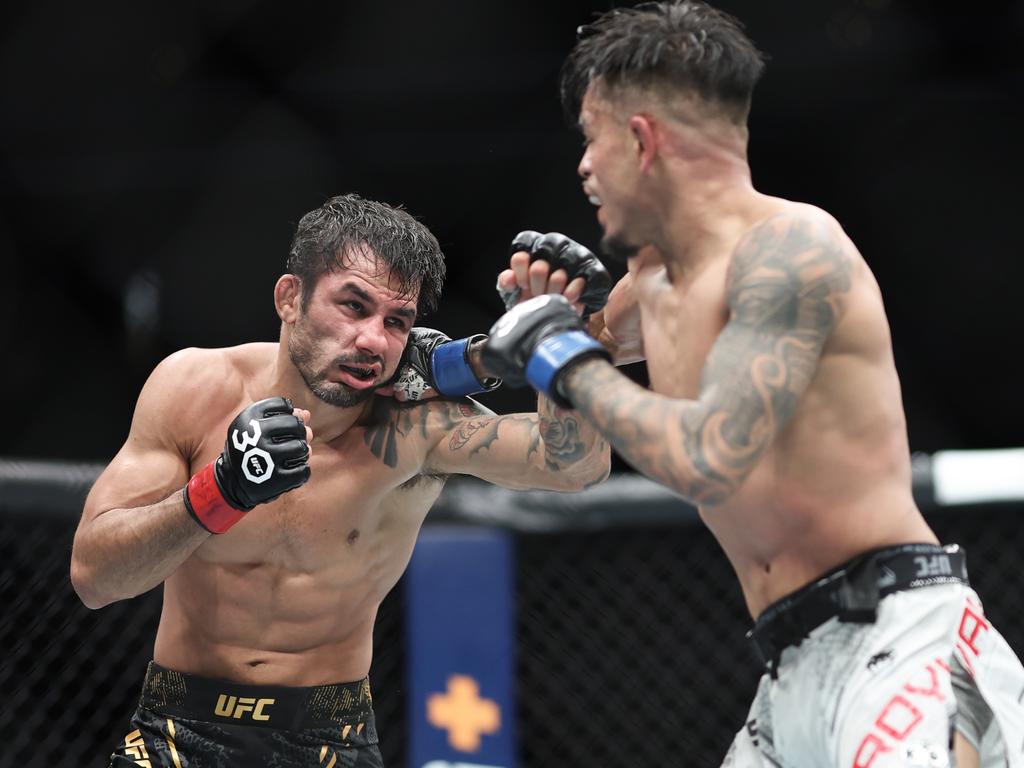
left=184, top=462, right=246, bottom=534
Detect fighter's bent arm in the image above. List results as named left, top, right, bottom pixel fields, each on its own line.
left=561, top=213, right=853, bottom=506
left=71, top=351, right=219, bottom=608
left=73, top=489, right=207, bottom=609
left=420, top=395, right=611, bottom=492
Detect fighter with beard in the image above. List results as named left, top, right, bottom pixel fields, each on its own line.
left=72, top=194, right=611, bottom=768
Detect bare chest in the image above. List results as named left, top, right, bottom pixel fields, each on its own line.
left=191, top=425, right=440, bottom=569
left=634, top=265, right=729, bottom=399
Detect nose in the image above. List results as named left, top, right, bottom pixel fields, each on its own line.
left=355, top=316, right=388, bottom=360
left=577, top=147, right=592, bottom=180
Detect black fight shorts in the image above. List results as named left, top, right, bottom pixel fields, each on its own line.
left=108, top=661, right=384, bottom=768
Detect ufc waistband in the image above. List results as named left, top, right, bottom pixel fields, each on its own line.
left=748, top=543, right=969, bottom=673
left=139, top=661, right=374, bottom=730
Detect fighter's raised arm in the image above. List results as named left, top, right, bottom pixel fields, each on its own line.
left=563, top=210, right=852, bottom=506
left=370, top=230, right=613, bottom=491
left=416, top=393, right=610, bottom=492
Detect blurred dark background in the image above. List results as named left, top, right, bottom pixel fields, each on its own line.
left=2, top=0, right=1022, bottom=464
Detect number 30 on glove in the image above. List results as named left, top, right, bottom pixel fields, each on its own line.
left=482, top=294, right=611, bottom=409
left=183, top=397, right=310, bottom=533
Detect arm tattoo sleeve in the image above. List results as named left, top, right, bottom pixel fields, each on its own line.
left=565, top=214, right=853, bottom=505
left=423, top=394, right=608, bottom=486
left=538, top=395, right=601, bottom=471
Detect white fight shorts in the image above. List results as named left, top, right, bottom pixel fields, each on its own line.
left=725, top=557, right=1024, bottom=766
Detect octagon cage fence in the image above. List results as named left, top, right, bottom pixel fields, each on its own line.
left=2, top=448, right=1023, bottom=767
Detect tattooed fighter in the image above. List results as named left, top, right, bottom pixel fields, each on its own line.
left=485, top=3, right=1024, bottom=767
left=71, top=194, right=610, bottom=768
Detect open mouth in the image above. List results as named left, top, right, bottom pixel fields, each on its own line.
left=339, top=364, right=376, bottom=382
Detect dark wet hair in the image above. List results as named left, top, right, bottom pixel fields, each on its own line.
left=561, top=1, right=766, bottom=124
left=286, top=193, right=446, bottom=314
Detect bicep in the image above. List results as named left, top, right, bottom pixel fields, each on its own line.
left=686, top=319, right=818, bottom=465
left=83, top=439, right=191, bottom=523
left=682, top=214, right=853, bottom=487
left=82, top=355, right=202, bottom=523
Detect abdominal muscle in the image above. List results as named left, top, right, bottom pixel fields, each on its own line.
left=703, top=460, right=936, bottom=620
left=152, top=498, right=426, bottom=686
left=154, top=556, right=400, bottom=685
left=695, top=387, right=938, bottom=620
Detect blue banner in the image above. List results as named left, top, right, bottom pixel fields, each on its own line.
left=405, top=526, right=517, bottom=768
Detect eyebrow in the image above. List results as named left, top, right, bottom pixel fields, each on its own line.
left=340, top=282, right=417, bottom=320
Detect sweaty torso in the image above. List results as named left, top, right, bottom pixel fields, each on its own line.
left=634, top=201, right=936, bottom=618
left=155, top=346, right=446, bottom=686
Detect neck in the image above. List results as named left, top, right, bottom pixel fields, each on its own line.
left=653, top=156, right=761, bottom=282
left=640, top=116, right=765, bottom=281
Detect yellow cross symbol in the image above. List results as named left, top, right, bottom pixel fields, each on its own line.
left=426, top=674, right=501, bottom=752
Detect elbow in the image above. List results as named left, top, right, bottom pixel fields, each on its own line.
left=576, top=443, right=613, bottom=491
left=586, top=443, right=614, bottom=488
left=578, top=462, right=612, bottom=492
left=70, top=558, right=116, bottom=610
left=552, top=450, right=612, bottom=493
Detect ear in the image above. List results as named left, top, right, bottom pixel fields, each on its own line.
left=275, top=274, right=302, bottom=324
left=628, top=114, right=658, bottom=173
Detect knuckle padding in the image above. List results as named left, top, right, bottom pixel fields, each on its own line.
left=509, top=230, right=543, bottom=255
left=254, top=396, right=291, bottom=417
left=273, top=437, right=308, bottom=456
left=580, top=265, right=611, bottom=291
left=261, top=415, right=306, bottom=439
left=532, top=235, right=591, bottom=277
left=509, top=231, right=611, bottom=312
left=531, top=233, right=569, bottom=263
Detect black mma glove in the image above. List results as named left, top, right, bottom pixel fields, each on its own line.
left=482, top=294, right=611, bottom=409
left=498, top=230, right=611, bottom=317
left=183, top=396, right=310, bottom=533
left=390, top=328, right=501, bottom=401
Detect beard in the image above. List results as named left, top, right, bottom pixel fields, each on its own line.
left=288, top=323, right=380, bottom=408
left=600, top=231, right=642, bottom=263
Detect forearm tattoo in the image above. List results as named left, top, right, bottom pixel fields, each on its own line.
left=437, top=395, right=606, bottom=483
left=365, top=390, right=607, bottom=485
left=566, top=214, right=852, bottom=505
left=538, top=396, right=600, bottom=471
left=454, top=415, right=542, bottom=460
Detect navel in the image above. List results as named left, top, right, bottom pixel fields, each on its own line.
left=347, top=529, right=360, bottom=545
